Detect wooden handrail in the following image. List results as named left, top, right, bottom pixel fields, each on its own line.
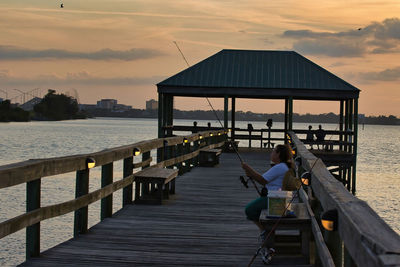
left=0, top=130, right=222, bottom=189
left=0, top=131, right=226, bottom=243
left=288, top=131, right=400, bottom=267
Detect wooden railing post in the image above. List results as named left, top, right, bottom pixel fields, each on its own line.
left=26, top=178, right=41, bottom=259
left=123, top=156, right=133, bottom=206
left=177, top=143, right=184, bottom=175
left=183, top=142, right=190, bottom=172
left=74, top=169, right=89, bottom=237
left=324, top=230, right=342, bottom=266
left=101, top=163, right=113, bottom=220
left=193, top=139, right=199, bottom=167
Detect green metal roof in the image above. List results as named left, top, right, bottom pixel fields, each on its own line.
left=157, top=49, right=359, bottom=100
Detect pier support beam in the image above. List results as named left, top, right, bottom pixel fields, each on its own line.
left=74, top=169, right=89, bottom=237
left=26, top=178, right=41, bottom=259
left=231, top=97, right=236, bottom=141
left=101, top=163, right=113, bottom=220
left=224, top=96, right=228, bottom=130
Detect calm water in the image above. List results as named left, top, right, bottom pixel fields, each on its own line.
left=0, top=118, right=399, bottom=266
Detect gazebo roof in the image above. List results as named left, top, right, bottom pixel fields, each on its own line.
left=157, top=49, right=359, bottom=100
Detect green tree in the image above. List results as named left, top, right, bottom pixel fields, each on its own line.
left=0, top=100, right=30, bottom=122
left=34, top=90, right=85, bottom=121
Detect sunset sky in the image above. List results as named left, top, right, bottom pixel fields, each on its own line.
left=1, top=0, right=400, bottom=116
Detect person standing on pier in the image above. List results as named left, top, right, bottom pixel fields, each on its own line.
left=241, top=144, right=293, bottom=231
left=315, top=124, right=326, bottom=149
left=306, top=125, right=314, bottom=150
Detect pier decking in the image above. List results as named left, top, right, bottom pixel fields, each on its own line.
left=19, top=151, right=310, bottom=267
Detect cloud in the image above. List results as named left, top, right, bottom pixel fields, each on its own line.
left=0, top=71, right=165, bottom=86
left=0, top=46, right=164, bottom=61
left=282, top=17, right=400, bottom=57
left=359, top=66, right=400, bottom=81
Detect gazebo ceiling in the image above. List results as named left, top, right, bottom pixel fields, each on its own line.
left=157, top=49, right=360, bottom=100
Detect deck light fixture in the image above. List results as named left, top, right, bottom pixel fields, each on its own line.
left=86, top=157, right=96, bottom=169
left=218, top=132, right=222, bottom=136
left=321, top=209, right=338, bottom=231
left=133, top=148, right=141, bottom=156
left=228, top=128, right=232, bottom=132
left=210, top=133, right=213, bottom=137
left=301, top=171, right=311, bottom=186
left=199, top=134, right=203, bottom=140
left=183, top=137, right=189, bottom=143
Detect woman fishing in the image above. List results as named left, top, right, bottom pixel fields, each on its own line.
left=241, top=144, right=293, bottom=231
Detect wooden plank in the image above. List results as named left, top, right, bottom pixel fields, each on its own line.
left=20, top=150, right=311, bottom=267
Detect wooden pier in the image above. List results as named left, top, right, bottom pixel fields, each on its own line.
left=19, top=151, right=311, bottom=267
left=1, top=130, right=400, bottom=267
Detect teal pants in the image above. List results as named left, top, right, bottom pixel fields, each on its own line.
left=245, top=196, right=268, bottom=221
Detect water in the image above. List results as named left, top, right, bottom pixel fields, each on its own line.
left=0, top=118, right=399, bottom=266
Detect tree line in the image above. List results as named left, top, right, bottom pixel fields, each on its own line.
left=85, top=108, right=400, bottom=125
left=0, top=90, right=87, bottom=122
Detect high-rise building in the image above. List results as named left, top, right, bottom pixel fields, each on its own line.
left=146, top=99, right=158, bottom=110
left=97, top=99, right=117, bottom=110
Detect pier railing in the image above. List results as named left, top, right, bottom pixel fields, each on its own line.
left=288, top=131, right=400, bottom=267
left=170, top=125, right=354, bottom=151
left=0, top=130, right=227, bottom=260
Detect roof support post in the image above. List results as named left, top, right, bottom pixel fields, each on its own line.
left=231, top=97, right=236, bottom=141
left=344, top=100, right=350, bottom=153
left=158, top=93, right=164, bottom=138
left=165, top=94, right=174, bottom=137
left=288, top=96, right=293, bottom=131
left=284, top=98, right=288, bottom=143
left=340, top=100, right=344, bottom=151
left=224, top=95, right=228, bottom=130
left=352, top=98, right=358, bottom=195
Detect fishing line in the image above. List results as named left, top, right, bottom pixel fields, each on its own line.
left=173, top=41, right=244, bottom=164
left=247, top=157, right=321, bottom=267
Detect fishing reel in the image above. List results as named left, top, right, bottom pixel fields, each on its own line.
left=239, top=175, right=249, bottom=188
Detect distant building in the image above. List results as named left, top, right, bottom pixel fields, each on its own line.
left=115, top=104, right=132, bottom=111
left=20, top=97, right=42, bottom=111
left=146, top=99, right=158, bottom=110
left=97, top=99, right=117, bottom=110
left=79, top=104, right=97, bottom=110
left=95, top=99, right=132, bottom=111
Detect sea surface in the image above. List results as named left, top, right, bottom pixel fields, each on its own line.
left=0, top=117, right=399, bottom=266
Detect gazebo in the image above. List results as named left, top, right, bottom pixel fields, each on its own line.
left=157, top=49, right=360, bottom=192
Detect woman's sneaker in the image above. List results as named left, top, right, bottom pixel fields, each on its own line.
left=261, top=247, right=276, bottom=265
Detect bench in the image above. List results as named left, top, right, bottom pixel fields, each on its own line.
left=134, top=168, right=179, bottom=205
left=199, top=148, right=222, bottom=167
left=259, top=203, right=311, bottom=259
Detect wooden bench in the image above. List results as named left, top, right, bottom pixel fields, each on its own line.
left=259, top=203, right=311, bottom=259
left=134, top=168, right=179, bottom=205
left=199, top=148, right=222, bottom=167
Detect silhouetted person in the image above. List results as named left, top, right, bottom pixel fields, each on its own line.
left=306, top=125, right=314, bottom=150
left=315, top=125, right=326, bottom=149
left=207, top=122, right=211, bottom=128
left=192, top=121, right=198, bottom=133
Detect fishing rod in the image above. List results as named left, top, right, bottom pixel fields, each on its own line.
left=173, top=41, right=245, bottom=164
left=247, top=157, right=321, bottom=266
left=172, top=42, right=266, bottom=197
